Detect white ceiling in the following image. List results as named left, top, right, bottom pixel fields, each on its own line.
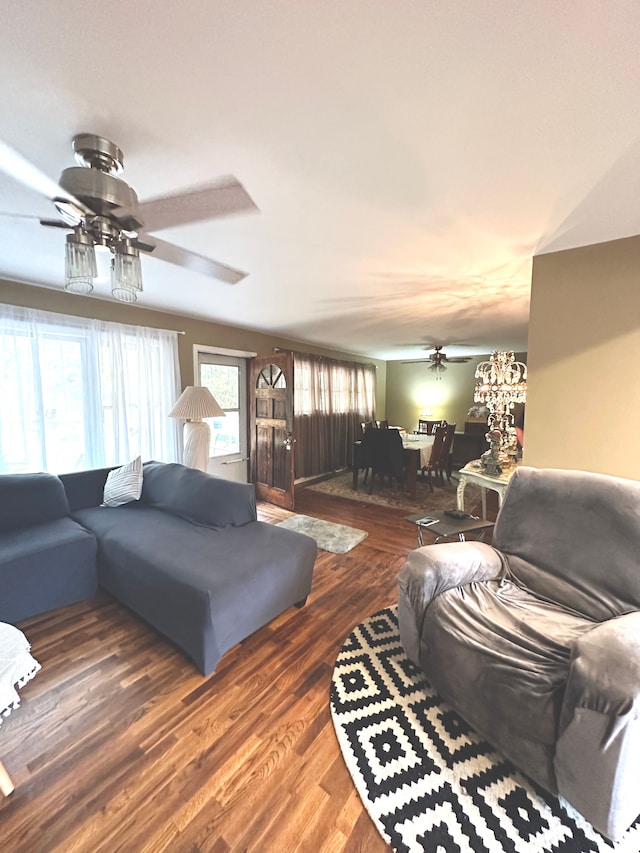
left=1, top=1, right=639, bottom=361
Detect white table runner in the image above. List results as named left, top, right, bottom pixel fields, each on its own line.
left=402, top=434, right=435, bottom=467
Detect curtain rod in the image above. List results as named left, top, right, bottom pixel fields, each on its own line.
left=90, top=319, right=186, bottom=335
left=273, top=347, right=377, bottom=368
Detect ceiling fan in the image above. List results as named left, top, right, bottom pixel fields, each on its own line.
left=403, top=344, right=473, bottom=373
left=0, top=133, right=259, bottom=301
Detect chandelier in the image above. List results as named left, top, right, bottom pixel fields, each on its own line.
left=474, top=350, right=527, bottom=448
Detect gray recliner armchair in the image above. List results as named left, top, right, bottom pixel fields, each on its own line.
left=398, top=466, right=640, bottom=841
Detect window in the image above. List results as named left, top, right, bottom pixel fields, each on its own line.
left=0, top=304, right=182, bottom=474
left=293, top=353, right=376, bottom=417
left=198, top=353, right=247, bottom=460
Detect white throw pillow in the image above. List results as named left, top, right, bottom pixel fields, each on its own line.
left=102, top=456, right=143, bottom=507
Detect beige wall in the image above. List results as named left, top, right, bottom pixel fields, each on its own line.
left=524, top=234, right=640, bottom=478
left=385, top=357, right=490, bottom=433
left=0, top=279, right=386, bottom=414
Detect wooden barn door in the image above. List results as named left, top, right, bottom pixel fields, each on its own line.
left=250, top=353, right=295, bottom=509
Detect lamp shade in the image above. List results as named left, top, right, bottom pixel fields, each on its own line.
left=168, top=386, right=225, bottom=420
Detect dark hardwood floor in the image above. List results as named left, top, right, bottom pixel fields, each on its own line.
left=1, top=483, right=491, bottom=852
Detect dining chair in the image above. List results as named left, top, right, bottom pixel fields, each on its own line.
left=375, top=419, right=389, bottom=429
left=361, top=427, right=405, bottom=494
left=417, top=418, right=447, bottom=435
left=439, top=422, right=457, bottom=483
left=356, top=422, right=375, bottom=485
left=420, top=425, right=448, bottom=491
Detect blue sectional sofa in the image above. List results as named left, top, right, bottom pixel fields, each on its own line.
left=0, top=463, right=317, bottom=675
left=0, top=472, right=98, bottom=623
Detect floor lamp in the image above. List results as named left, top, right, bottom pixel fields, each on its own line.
left=168, top=386, right=225, bottom=472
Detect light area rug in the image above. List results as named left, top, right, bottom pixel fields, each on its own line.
left=306, top=470, right=482, bottom=514
left=330, top=607, right=640, bottom=853
left=276, top=514, right=368, bottom=554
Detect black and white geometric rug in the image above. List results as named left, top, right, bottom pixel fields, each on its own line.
left=330, top=607, right=640, bottom=853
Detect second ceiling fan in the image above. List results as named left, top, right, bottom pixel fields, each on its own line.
left=404, top=344, right=473, bottom=375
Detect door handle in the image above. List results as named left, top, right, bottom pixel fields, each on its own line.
left=283, top=432, right=296, bottom=451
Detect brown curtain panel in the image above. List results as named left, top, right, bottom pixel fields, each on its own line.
left=293, top=353, right=376, bottom=478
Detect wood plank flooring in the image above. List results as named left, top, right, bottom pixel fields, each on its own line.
left=0, top=483, right=490, bottom=852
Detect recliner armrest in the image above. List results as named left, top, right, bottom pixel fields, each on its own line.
left=560, top=611, right=640, bottom=731
left=397, top=541, right=506, bottom=665
left=555, top=611, right=640, bottom=841
left=398, top=541, right=506, bottom=614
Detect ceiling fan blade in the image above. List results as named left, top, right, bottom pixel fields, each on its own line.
left=423, top=339, right=478, bottom=348
left=120, top=176, right=259, bottom=233
left=0, top=139, right=67, bottom=199
left=0, top=139, right=89, bottom=218
left=444, top=356, right=473, bottom=363
left=0, top=211, right=39, bottom=221
left=139, top=234, right=248, bottom=285
left=0, top=211, right=70, bottom=231
left=40, top=218, right=71, bottom=229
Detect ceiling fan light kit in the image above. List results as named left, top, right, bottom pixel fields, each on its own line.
left=428, top=359, right=446, bottom=379
left=60, top=135, right=145, bottom=302
left=1, top=132, right=258, bottom=302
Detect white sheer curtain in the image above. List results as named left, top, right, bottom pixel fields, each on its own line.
left=0, top=304, right=182, bottom=474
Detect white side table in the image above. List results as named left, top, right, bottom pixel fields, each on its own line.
left=456, top=460, right=518, bottom=519
left=0, top=622, right=41, bottom=796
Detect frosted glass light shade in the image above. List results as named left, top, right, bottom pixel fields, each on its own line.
left=65, top=232, right=97, bottom=294
left=111, top=243, right=143, bottom=303
left=168, top=386, right=225, bottom=420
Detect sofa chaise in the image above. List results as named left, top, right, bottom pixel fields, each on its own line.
left=398, top=466, right=640, bottom=841
left=59, top=462, right=317, bottom=675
